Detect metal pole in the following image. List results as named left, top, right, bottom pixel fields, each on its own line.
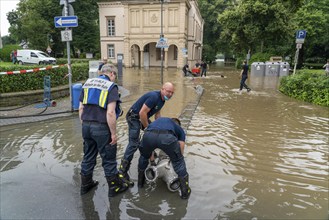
left=65, top=0, right=73, bottom=111
left=160, top=0, right=163, bottom=84
left=293, top=48, right=299, bottom=75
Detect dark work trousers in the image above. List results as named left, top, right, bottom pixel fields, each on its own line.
left=122, top=110, right=142, bottom=163
left=240, top=75, right=250, bottom=90
left=138, top=130, right=187, bottom=177
left=81, top=122, right=118, bottom=177
left=201, top=67, right=207, bottom=77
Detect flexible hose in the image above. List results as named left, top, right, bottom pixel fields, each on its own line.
left=0, top=100, right=44, bottom=111
left=0, top=110, right=73, bottom=119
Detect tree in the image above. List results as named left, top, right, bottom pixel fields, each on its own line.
left=218, top=0, right=294, bottom=57
left=293, top=0, right=329, bottom=61
left=7, top=0, right=100, bottom=57
left=198, top=0, right=231, bottom=62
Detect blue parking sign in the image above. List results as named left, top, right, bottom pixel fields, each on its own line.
left=296, top=30, right=307, bottom=39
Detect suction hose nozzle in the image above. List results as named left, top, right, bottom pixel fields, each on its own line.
left=144, top=158, right=180, bottom=192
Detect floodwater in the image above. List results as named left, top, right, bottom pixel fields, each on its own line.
left=0, top=65, right=328, bottom=220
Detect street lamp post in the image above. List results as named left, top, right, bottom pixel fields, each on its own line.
left=47, top=34, right=53, bottom=55
left=160, top=0, right=164, bottom=84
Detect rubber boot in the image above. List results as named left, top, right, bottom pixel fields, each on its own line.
left=138, top=168, right=146, bottom=188
left=80, top=174, right=99, bottom=195
left=179, top=174, right=191, bottom=199
left=106, top=173, right=129, bottom=197
left=119, top=159, right=134, bottom=187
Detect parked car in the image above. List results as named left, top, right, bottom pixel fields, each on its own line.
left=16, top=49, right=56, bottom=65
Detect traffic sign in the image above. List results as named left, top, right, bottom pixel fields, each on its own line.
left=296, top=43, right=302, bottom=49
left=62, top=4, right=74, bottom=16
left=54, top=16, right=78, bottom=28
left=156, top=38, right=169, bottom=48
left=60, top=0, right=75, bottom=5
left=296, top=38, right=305, bottom=44
left=47, top=45, right=52, bottom=54
left=61, top=30, right=72, bottom=41
left=296, top=30, right=306, bottom=39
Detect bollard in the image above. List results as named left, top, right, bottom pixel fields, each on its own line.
left=50, top=100, right=57, bottom=107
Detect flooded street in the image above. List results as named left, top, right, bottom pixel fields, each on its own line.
left=1, top=65, right=328, bottom=219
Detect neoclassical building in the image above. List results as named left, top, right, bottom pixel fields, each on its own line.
left=98, top=0, right=204, bottom=68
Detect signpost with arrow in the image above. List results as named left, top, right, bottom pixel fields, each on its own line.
left=54, top=0, right=78, bottom=111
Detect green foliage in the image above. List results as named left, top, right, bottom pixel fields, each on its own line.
left=7, top=0, right=100, bottom=57
left=218, top=0, right=294, bottom=56
left=292, top=0, right=329, bottom=59
left=235, top=57, right=244, bottom=69
left=0, top=63, right=89, bottom=93
left=198, top=0, right=230, bottom=61
left=249, top=52, right=273, bottom=64
left=279, top=71, right=329, bottom=107
left=303, top=63, right=325, bottom=69
left=0, top=45, right=20, bottom=62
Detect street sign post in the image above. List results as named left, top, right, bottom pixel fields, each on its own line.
left=293, top=30, right=307, bottom=75
left=156, top=37, right=169, bottom=48
left=54, top=16, right=78, bottom=28
left=57, top=0, right=77, bottom=111
left=61, top=30, right=72, bottom=41
left=296, top=30, right=307, bottom=39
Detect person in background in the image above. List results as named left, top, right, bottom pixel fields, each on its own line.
left=11, top=50, right=18, bottom=64
left=118, top=82, right=175, bottom=187
left=323, top=59, right=329, bottom=76
left=201, top=61, right=207, bottom=77
left=137, top=117, right=191, bottom=199
left=79, top=64, right=129, bottom=197
left=98, top=57, right=108, bottom=74
left=182, top=64, right=191, bottom=76
left=195, top=61, right=201, bottom=68
left=239, top=60, right=251, bottom=92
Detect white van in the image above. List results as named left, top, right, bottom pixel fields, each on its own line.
left=16, top=49, right=56, bottom=65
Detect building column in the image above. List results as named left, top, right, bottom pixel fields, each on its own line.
left=164, top=48, right=168, bottom=68
left=140, top=50, right=144, bottom=68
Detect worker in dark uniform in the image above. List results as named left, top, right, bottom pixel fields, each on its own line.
left=182, top=64, right=191, bottom=76
left=239, top=60, right=251, bottom=92
left=79, top=64, right=128, bottom=197
left=137, top=117, right=191, bottom=199
left=118, top=82, right=175, bottom=187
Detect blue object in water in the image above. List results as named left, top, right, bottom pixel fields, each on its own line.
left=72, top=83, right=82, bottom=111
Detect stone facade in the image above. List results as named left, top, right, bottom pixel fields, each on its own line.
left=98, top=0, right=203, bottom=68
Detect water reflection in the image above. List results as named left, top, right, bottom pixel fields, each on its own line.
left=0, top=66, right=328, bottom=219
left=185, top=69, right=328, bottom=219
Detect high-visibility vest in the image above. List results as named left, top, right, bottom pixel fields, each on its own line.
left=82, top=75, right=123, bottom=119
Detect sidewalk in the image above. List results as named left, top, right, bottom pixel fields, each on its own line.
left=0, top=96, right=74, bottom=128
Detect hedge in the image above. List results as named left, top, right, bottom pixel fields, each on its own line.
left=279, top=71, right=329, bottom=107
left=0, top=63, right=89, bottom=93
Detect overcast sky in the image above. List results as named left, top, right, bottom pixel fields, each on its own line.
left=1, top=0, right=20, bottom=36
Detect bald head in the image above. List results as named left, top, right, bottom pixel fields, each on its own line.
left=162, top=82, right=174, bottom=90
left=161, top=82, right=174, bottom=100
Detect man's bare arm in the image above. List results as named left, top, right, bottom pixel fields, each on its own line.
left=107, top=101, right=117, bottom=145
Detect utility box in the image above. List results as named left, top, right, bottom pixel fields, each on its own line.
left=279, top=62, right=290, bottom=76
left=265, top=62, right=280, bottom=76
left=88, top=60, right=102, bottom=78
left=251, top=62, right=265, bottom=76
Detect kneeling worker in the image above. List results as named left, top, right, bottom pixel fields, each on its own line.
left=137, top=117, right=191, bottom=199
